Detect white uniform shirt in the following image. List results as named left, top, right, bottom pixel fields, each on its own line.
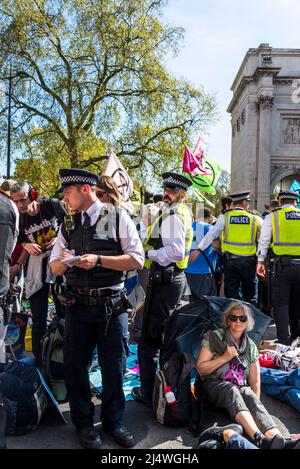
left=147, top=203, right=191, bottom=267
left=257, top=204, right=294, bottom=262
left=50, top=199, right=144, bottom=289
left=197, top=209, right=263, bottom=252
left=197, top=213, right=225, bottom=251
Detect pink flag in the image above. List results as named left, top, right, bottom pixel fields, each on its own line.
left=193, top=136, right=205, bottom=159
left=182, top=138, right=212, bottom=177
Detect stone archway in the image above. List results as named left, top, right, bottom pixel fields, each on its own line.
left=271, top=168, right=300, bottom=195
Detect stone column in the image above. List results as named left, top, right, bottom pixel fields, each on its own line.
left=256, top=95, right=273, bottom=213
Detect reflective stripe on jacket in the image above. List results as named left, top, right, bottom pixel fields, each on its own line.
left=271, top=207, right=300, bottom=256
left=221, top=209, right=258, bottom=256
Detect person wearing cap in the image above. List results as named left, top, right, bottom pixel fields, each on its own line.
left=257, top=190, right=300, bottom=345
left=131, top=172, right=193, bottom=407
left=50, top=168, right=144, bottom=449
left=264, top=199, right=281, bottom=213
left=190, top=191, right=263, bottom=305
left=11, top=181, right=66, bottom=360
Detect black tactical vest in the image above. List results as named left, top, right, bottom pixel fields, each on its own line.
left=0, top=192, right=16, bottom=296
left=62, top=209, right=124, bottom=289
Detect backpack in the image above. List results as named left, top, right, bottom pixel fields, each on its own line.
left=40, top=318, right=67, bottom=402
left=0, top=360, right=48, bottom=435
left=152, top=351, right=202, bottom=429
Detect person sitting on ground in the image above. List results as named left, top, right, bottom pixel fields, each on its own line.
left=197, top=424, right=300, bottom=450
left=197, top=424, right=258, bottom=449
left=196, top=301, right=300, bottom=449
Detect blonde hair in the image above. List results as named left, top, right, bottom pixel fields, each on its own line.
left=222, top=301, right=254, bottom=332
left=97, top=175, right=121, bottom=207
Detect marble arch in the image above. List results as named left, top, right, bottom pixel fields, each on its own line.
left=228, top=44, right=300, bottom=212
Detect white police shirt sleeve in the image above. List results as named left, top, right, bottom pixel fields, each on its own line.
left=119, top=211, right=145, bottom=268
left=197, top=214, right=224, bottom=251
left=257, top=214, right=272, bottom=262
left=147, top=212, right=186, bottom=267
left=49, top=226, right=67, bottom=263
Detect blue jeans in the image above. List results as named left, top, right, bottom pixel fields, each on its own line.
left=226, top=434, right=258, bottom=449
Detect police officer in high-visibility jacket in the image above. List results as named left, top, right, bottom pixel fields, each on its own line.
left=131, top=172, right=193, bottom=407
left=257, top=190, right=300, bottom=345
left=190, top=191, right=263, bottom=305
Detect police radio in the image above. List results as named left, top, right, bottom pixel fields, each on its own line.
left=64, top=214, right=76, bottom=232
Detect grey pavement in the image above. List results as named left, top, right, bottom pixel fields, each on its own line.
left=6, top=322, right=300, bottom=449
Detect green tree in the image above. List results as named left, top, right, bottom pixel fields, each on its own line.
left=0, top=0, right=216, bottom=192
left=210, top=169, right=231, bottom=215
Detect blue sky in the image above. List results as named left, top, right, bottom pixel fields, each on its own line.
left=164, top=0, right=300, bottom=172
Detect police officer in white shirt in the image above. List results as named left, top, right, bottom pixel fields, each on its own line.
left=190, top=191, right=263, bottom=305
left=50, top=168, right=144, bottom=449
left=131, top=172, right=193, bottom=407
left=257, top=190, right=300, bottom=345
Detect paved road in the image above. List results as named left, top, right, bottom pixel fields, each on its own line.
left=6, top=323, right=300, bottom=450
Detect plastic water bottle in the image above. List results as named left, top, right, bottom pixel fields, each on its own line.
left=165, top=386, right=176, bottom=405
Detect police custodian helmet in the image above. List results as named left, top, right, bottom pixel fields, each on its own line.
left=58, top=168, right=99, bottom=192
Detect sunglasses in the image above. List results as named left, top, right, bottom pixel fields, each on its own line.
left=96, top=191, right=106, bottom=198
left=228, top=315, right=248, bottom=323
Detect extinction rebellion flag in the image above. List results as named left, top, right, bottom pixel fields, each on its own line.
left=182, top=137, right=221, bottom=195
left=104, top=152, right=134, bottom=213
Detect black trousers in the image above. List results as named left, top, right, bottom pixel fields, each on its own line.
left=137, top=272, right=186, bottom=402
left=271, top=263, right=300, bottom=345
left=64, top=303, right=126, bottom=430
left=29, top=282, right=62, bottom=360
left=224, top=256, right=258, bottom=305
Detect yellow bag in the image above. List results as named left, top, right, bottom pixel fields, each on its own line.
left=25, top=325, right=32, bottom=352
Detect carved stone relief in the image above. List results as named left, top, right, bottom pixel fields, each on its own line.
left=283, top=118, right=300, bottom=144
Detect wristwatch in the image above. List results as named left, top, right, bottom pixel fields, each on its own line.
left=96, top=255, right=102, bottom=266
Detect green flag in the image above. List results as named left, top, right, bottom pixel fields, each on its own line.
left=191, top=187, right=215, bottom=208
left=183, top=157, right=221, bottom=195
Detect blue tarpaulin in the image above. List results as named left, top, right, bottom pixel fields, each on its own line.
left=261, top=367, right=300, bottom=413
left=289, top=179, right=300, bottom=208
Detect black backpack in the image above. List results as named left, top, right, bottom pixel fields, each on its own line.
left=0, top=360, right=48, bottom=435
left=40, top=318, right=67, bottom=402
left=152, top=351, right=202, bottom=430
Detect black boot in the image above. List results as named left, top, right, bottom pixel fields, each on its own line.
left=77, top=426, right=102, bottom=449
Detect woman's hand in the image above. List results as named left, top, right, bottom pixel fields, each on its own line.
left=223, top=345, right=239, bottom=362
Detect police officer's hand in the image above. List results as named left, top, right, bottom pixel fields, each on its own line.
left=223, top=345, right=239, bottom=362
left=73, top=254, right=98, bottom=270
left=60, top=248, right=75, bottom=262
left=24, top=242, right=42, bottom=256
left=189, top=249, right=201, bottom=262
left=257, top=261, right=266, bottom=277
